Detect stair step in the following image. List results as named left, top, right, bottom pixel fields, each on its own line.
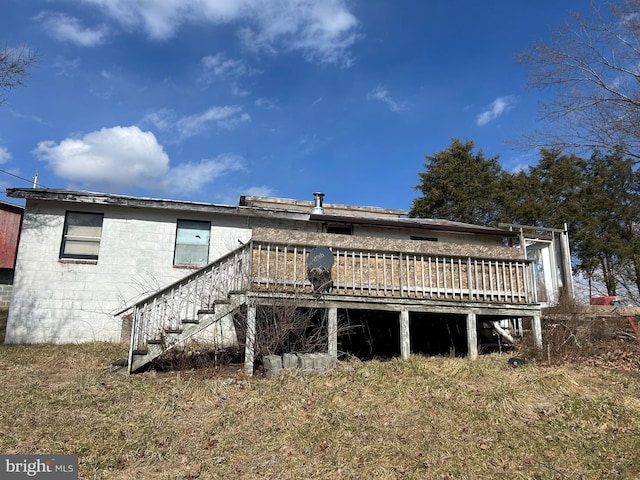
left=132, top=349, right=148, bottom=355
left=181, top=319, right=200, bottom=324
left=164, top=328, right=183, bottom=334
left=111, top=359, right=128, bottom=367
left=147, top=339, right=162, bottom=345
left=197, top=309, right=216, bottom=315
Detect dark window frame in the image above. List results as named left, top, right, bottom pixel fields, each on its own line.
left=173, top=219, right=212, bottom=267
left=59, top=211, right=104, bottom=261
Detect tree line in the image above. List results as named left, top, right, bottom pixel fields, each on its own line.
left=410, top=139, right=640, bottom=301
left=411, top=0, right=640, bottom=301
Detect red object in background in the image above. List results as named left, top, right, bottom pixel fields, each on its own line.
left=590, top=296, right=640, bottom=337
left=0, top=202, right=24, bottom=269
left=590, top=296, right=619, bottom=306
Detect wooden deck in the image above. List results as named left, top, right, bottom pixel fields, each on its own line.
left=122, top=228, right=543, bottom=374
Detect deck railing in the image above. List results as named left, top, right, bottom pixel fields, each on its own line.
left=125, top=239, right=537, bottom=353
left=251, top=241, right=536, bottom=303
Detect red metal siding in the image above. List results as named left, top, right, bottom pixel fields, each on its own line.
left=0, top=207, right=23, bottom=269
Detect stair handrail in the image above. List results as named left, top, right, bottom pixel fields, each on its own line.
left=115, top=242, right=251, bottom=317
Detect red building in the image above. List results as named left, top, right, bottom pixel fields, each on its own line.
left=0, top=201, right=24, bottom=306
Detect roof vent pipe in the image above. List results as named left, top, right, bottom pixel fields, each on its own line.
left=311, top=192, right=325, bottom=214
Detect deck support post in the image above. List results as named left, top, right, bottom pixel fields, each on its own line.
left=328, top=307, right=338, bottom=360
left=400, top=309, right=410, bottom=360
left=531, top=314, right=543, bottom=350
left=466, top=312, right=478, bottom=360
left=244, top=304, right=256, bottom=376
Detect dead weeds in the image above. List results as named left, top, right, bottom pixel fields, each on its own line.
left=1, top=341, right=640, bottom=479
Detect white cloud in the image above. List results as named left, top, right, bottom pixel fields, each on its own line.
left=81, top=0, right=358, bottom=65
left=37, top=12, right=109, bottom=47
left=163, top=154, right=246, bottom=194
left=0, top=146, right=12, bottom=164
left=366, top=84, right=406, bottom=112
left=238, top=1, right=358, bottom=65
left=33, top=126, right=170, bottom=188
left=142, top=105, right=250, bottom=140
left=476, top=95, right=516, bottom=126
left=33, top=126, right=247, bottom=195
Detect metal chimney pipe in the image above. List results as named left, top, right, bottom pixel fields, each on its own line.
left=311, top=192, right=325, bottom=214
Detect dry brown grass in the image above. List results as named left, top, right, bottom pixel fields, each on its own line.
left=0, top=307, right=8, bottom=342
left=1, top=342, right=640, bottom=479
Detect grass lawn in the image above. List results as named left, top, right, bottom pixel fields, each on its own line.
left=1, top=342, right=639, bottom=479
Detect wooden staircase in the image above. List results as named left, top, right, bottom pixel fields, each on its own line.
left=112, top=245, right=251, bottom=373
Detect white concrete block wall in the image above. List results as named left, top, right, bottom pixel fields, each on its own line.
left=5, top=201, right=252, bottom=344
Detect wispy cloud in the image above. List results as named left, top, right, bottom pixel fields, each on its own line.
left=162, top=154, right=246, bottom=194
left=52, top=56, right=81, bottom=77
left=80, top=0, right=359, bottom=65
left=231, top=83, right=251, bottom=96
left=476, top=95, right=516, bottom=126
left=141, top=105, right=251, bottom=141
left=202, top=54, right=259, bottom=78
left=367, top=84, right=407, bottom=112
left=37, top=12, right=109, bottom=47
left=200, top=53, right=259, bottom=94
left=0, top=146, right=11, bottom=164
left=176, top=106, right=250, bottom=138
left=255, top=97, right=279, bottom=110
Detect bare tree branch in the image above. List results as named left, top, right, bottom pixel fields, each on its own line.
left=0, top=44, right=37, bottom=104
left=517, top=0, right=640, bottom=160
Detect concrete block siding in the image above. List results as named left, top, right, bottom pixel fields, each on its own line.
left=0, top=284, right=12, bottom=308
left=5, top=200, right=252, bottom=344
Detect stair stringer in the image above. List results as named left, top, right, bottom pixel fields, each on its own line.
left=129, top=295, right=246, bottom=373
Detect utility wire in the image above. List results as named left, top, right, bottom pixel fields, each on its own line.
left=0, top=168, right=48, bottom=188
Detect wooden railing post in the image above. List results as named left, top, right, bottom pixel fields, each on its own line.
left=400, top=310, right=410, bottom=360
left=328, top=307, right=338, bottom=360
left=398, top=252, right=404, bottom=297
left=466, top=312, right=478, bottom=360
left=244, top=304, right=256, bottom=376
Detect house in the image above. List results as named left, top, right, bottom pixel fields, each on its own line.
left=0, top=201, right=24, bottom=308
left=5, top=188, right=562, bottom=374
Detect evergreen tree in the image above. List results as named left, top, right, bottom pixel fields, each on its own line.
left=574, top=150, right=640, bottom=296
left=409, top=138, right=506, bottom=225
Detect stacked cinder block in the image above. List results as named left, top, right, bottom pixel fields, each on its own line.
left=263, top=353, right=336, bottom=378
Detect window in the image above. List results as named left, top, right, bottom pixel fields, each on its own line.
left=327, top=224, right=353, bottom=235
left=410, top=236, right=438, bottom=242
left=174, top=220, right=211, bottom=267
left=60, top=212, right=104, bottom=260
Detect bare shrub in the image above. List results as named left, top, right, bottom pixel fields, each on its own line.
left=516, top=292, right=640, bottom=366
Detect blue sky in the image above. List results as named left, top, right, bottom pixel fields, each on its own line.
left=0, top=0, right=588, bottom=210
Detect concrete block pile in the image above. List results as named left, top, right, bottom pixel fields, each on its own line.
left=263, top=352, right=336, bottom=378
